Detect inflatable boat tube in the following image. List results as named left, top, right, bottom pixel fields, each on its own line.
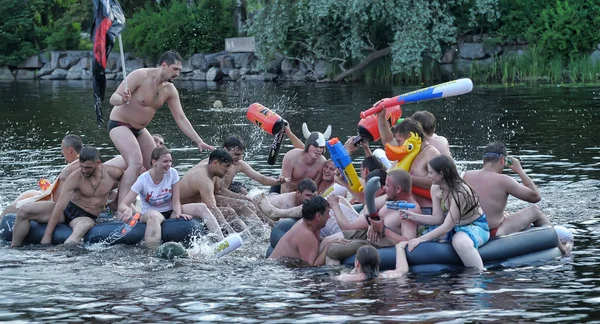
left=0, top=214, right=206, bottom=246
left=266, top=219, right=562, bottom=272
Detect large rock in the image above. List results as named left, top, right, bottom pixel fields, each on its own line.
left=597, top=43, right=600, bottom=50
left=440, top=63, right=454, bottom=79
left=66, top=70, right=82, bottom=80
left=205, top=51, right=228, bottom=69
left=181, top=57, right=194, bottom=73
left=229, top=53, right=254, bottom=69
left=37, top=62, right=53, bottom=78
left=281, top=58, right=298, bottom=75
left=59, top=51, right=90, bottom=70
left=81, top=69, right=92, bottom=80
left=225, top=36, right=255, bottom=52
left=190, top=53, right=208, bottom=71
left=190, top=70, right=207, bottom=81
left=242, top=74, right=265, bottom=81
left=0, top=66, right=15, bottom=80
left=484, top=44, right=503, bottom=57
left=206, top=67, right=223, bottom=81
left=218, top=55, right=236, bottom=70
left=15, top=69, right=36, bottom=80
left=591, top=50, right=600, bottom=65
left=49, top=69, right=68, bottom=80
left=228, top=69, right=241, bottom=81
left=70, top=58, right=90, bottom=71
left=314, top=60, right=328, bottom=80
left=50, top=51, right=67, bottom=70
left=18, top=55, right=43, bottom=69
left=123, top=59, right=145, bottom=72
left=459, top=43, right=485, bottom=59
left=265, top=53, right=284, bottom=74
left=454, top=59, right=473, bottom=76
left=503, top=44, right=528, bottom=56
left=441, top=46, right=457, bottom=64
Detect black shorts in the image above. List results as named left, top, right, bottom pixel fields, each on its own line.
left=160, top=210, right=173, bottom=219
left=107, top=120, right=143, bottom=137
left=269, top=184, right=281, bottom=194
left=63, top=201, right=97, bottom=224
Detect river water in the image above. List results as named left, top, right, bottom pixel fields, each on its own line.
left=0, top=80, right=599, bottom=322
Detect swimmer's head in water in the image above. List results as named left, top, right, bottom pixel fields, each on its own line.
left=302, top=123, right=332, bottom=152
left=355, top=245, right=380, bottom=279
left=152, top=134, right=165, bottom=147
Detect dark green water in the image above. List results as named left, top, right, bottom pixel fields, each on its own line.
left=0, top=80, right=599, bottom=322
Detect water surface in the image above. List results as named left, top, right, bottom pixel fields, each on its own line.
left=0, top=80, right=599, bottom=322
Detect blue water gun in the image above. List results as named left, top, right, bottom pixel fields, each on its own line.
left=326, top=138, right=363, bottom=192
left=386, top=201, right=416, bottom=210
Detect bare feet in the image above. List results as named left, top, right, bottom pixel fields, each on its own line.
left=253, top=193, right=276, bottom=220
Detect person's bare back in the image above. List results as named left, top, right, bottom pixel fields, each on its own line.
left=177, top=161, right=213, bottom=204
left=408, top=144, right=440, bottom=208
left=463, top=169, right=510, bottom=228
left=267, top=192, right=297, bottom=210
left=269, top=219, right=318, bottom=261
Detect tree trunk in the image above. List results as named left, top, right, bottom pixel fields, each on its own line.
left=332, top=47, right=391, bottom=82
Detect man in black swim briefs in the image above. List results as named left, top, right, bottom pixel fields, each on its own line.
left=106, top=50, right=215, bottom=212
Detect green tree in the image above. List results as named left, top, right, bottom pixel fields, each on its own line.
left=248, top=0, right=463, bottom=81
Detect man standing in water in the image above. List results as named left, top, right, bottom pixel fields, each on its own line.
left=108, top=50, right=214, bottom=208
left=11, top=146, right=123, bottom=246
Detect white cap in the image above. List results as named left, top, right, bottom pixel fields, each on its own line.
left=554, top=225, right=574, bottom=244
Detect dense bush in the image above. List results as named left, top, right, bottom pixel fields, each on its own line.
left=124, top=0, right=236, bottom=61
left=0, top=0, right=43, bottom=65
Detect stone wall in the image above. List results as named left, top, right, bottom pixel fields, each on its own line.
left=0, top=50, right=329, bottom=83
left=3, top=39, right=599, bottom=82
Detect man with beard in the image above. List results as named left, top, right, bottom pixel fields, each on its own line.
left=278, top=123, right=331, bottom=193
left=177, top=149, right=239, bottom=234
left=11, top=146, right=123, bottom=246
left=324, top=169, right=421, bottom=265
left=107, top=50, right=214, bottom=208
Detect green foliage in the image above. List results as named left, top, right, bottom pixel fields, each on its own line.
left=45, top=20, right=81, bottom=50
left=124, top=0, right=236, bottom=61
left=0, top=0, right=44, bottom=65
left=248, top=0, right=463, bottom=77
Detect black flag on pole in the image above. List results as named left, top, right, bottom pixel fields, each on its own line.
left=91, top=0, right=125, bottom=127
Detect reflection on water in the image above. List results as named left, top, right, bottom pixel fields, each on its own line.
left=0, top=81, right=599, bottom=322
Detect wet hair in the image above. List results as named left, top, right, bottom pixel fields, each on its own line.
left=356, top=245, right=380, bottom=279
left=301, top=196, right=329, bottom=221
left=387, top=169, right=412, bottom=192
left=366, top=169, right=387, bottom=187
left=62, top=134, right=83, bottom=153
left=361, top=156, right=385, bottom=172
left=158, top=50, right=182, bottom=66
left=482, top=142, right=507, bottom=164
left=208, top=149, right=233, bottom=164
left=223, top=135, right=246, bottom=151
left=151, top=146, right=170, bottom=164
left=391, top=118, right=425, bottom=142
left=428, top=155, right=479, bottom=222
left=411, top=111, right=437, bottom=136
left=297, top=178, right=317, bottom=193
left=79, top=146, right=100, bottom=163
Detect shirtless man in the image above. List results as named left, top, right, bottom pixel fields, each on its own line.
left=254, top=178, right=317, bottom=220
left=108, top=50, right=214, bottom=208
left=411, top=111, right=451, bottom=157
left=11, top=147, right=123, bottom=246
left=177, top=149, right=238, bottom=234
left=279, top=123, right=331, bottom=193
left=268, top=196, right=342, bottom=266
left=1, top=135, right=83, bottom=219
left=463, top=142, right=552, bottom=238
left=378, top=111, right=440, bottom=214
left=325, top=169, right=421, bottom=264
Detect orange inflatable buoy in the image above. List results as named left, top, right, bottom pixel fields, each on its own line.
left=357, top=105, right=402, bottom=142
left=246, top=103, right=286, bottom=135
left=38, top=178, right=52, bottom=191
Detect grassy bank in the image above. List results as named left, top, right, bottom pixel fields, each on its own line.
left=359, top=48, right=600, bottom=85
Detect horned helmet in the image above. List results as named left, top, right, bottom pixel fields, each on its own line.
left=302, top=123, right=332, bottom=152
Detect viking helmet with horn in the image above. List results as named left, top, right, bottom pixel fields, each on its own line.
left=302, top=123, right=332, bottom=152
